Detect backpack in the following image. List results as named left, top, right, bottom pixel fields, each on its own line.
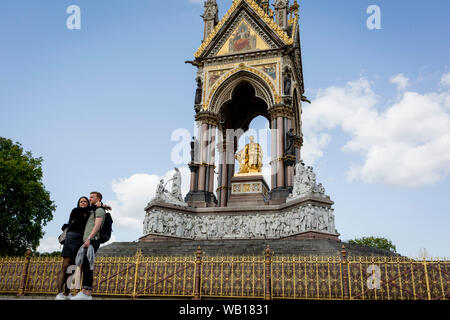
left=95, top=209, right=113, bottom=244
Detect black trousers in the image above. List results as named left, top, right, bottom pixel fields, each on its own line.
left=81, top=240, right=100, bottom=291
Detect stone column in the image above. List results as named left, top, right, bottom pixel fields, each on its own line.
left=189, top=167, right=197, bottom=192
left=185, top=111, right=219, bottom=208
left=286, top=119, right=294, bottom=188
left=276, top=116, right=285, bottom=188
left=270, top=117, right=277, bottom=190
left=208, top=125, right=216, bottom=193
left=268, top=104, right=294, bottom=203
left=219, top=141, right=228, bottom=207
left=198, top=122, right=208, bottom=192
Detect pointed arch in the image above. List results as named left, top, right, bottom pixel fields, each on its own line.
left=206, top=66, right=278, bottom=114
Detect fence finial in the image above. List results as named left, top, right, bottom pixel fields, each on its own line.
left=341, top=245, right=347, bottom=259
left=264, top=246, right=272, bottom=300
left=17, top=249, right=32, bottom=296
left=135, top=248, right=142, bottom=257
left=194, top=246, right=203, bottom=300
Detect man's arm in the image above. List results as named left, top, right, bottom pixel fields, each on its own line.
left=83, top=213, right=104, bottom=248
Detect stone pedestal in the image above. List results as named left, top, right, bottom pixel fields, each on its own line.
left=227, top=174, right=270, bottom=207
left=269, top=187, right=292, bottom=205
left=184, top=191, right=217, bottom=208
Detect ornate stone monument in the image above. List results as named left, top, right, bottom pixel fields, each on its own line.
left=140, top=0, right=340, bottom=243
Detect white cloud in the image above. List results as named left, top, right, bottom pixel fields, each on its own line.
left=389, top=73, right=410, bottom=90
left=301, top=132, right=331, bottom=165
left=302, top=75, right=450, bottom=187
left=106, top=167, right=192, bottom=233
left=440, top=72, right=450, bottom=88
left=37, top=236, right=62, bottom=253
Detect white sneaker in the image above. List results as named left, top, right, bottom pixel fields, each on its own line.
left=55, top=293, right=66, bottom=300
left=66, top=293, right=74, bottom=300
left=70, top=292, right=93, bottom=300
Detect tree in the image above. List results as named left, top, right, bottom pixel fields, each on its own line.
left=348, top=236, right=397, bottom=253
left=0, top=137, right=56, bottom=257
left=33, top=251, right=62, bottom=258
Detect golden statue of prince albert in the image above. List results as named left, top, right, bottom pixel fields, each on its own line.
left=235, top=136, right=263, bottom=174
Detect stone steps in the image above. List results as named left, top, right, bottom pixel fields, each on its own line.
left=97, top=239, right=399, bottom=257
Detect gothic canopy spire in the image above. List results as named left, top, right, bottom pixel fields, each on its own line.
left=202, top=0, right=219, bottom=40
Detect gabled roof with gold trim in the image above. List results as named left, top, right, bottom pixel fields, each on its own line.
left=194, top=0, right=294, bottom=59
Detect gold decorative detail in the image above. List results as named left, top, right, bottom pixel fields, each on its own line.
left=194, top=0, right=293, bottom=59
left=216, top=185, right=232, bottom=192
left=288, top=0, right=299, bottom=25
left=235, top=136, right=263, bottom=174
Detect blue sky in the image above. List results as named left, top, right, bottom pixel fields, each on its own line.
left=0, top=0, right=449, bottom=258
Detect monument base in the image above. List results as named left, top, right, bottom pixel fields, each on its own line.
left=269, top=187, right=293, bottom=205
left=227, top=174, right=270, bottom=207
left=184, top=191, right=217, bottom=208
left=139, top=230, right=340, bottom=242
left=143, top=195, right=339, bottom=241
left=99, top=239, right=400, bottom=257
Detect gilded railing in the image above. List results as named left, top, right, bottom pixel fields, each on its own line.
left=0, top=247, right=448, bottom=300
left=0, top=256, right=27, bottom=294
left=201, top=255, right=266, bottom=299
left=345, top=256, right=449, bottom=300
left=271, top=256, right=344, bottom=300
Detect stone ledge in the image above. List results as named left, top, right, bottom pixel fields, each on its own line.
left=145, top=194, right=333, bottom=216
left=98, top=239, right=401, bottom=257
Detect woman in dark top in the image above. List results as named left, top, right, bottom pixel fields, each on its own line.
left=55, top=196, right=109, bottom=300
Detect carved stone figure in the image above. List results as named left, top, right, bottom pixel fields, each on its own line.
left=328, top=209, right=336, bottom=234
left=190, top=137, right=199, bottom=162
left=155, top=179, right=166, bottom=199
left=285, top=128, right=297, bottom=157
left=171, top=168, right=183, bottom=202
left=283, top=72, right=292, bottom=96
left=194, top=78, right=202, bottom=106
left=143, top=201, right=338, bottom=239
left=318, top=215, right=327, bottom=232
left=316, top=183, right=325, bottom=195
left=149, top=169, right=186, bottom=207
left=288, top=163, right=330, bottom=202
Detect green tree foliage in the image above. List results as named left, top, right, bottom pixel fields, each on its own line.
left=0, top=137, right=56, bottom=256
left=33, top=251, right=62, bottom=257
left=348, top=236, right=397, bottom=253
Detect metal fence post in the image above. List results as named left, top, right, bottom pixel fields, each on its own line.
left=193, top=246, right=202, bottom=300
left=264, top=246, right=272, bottom=300
left=17, top=249, right=31, bottom=297
left=423, top=259, right=432, bottom=300
left=132, top=249, right=142, bottom=299
left=341, top=245, right=350, bottom=300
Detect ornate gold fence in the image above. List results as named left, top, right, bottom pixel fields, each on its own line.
left=345, top=257, right=449, bottom=300
left=0, top=246, right=448, bottom=300
left=271, top=256, right=344, bottom=300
